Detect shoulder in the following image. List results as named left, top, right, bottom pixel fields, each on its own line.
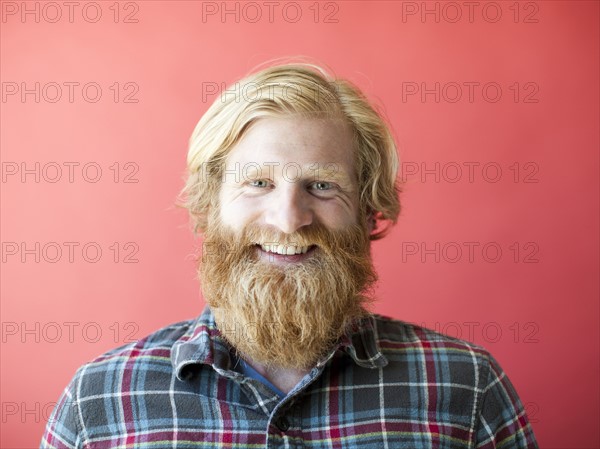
left=68, top=318, right=196, bottom=396
left=368, top=315, right=539, bottom=447
left=87, top=318, right=195, bottom=363
left=372, top=313, right=490, bottom=352
left=370, top=314, right=498, bottom=380
left=42, top=318, right=199, bottom=445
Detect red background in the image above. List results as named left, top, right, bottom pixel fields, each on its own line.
left=1, top=1, right=598, bottom=447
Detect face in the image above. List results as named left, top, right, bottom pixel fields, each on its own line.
left=217, top=116, right=361, bottom=263
left=200, top=116, right=377, bottom=370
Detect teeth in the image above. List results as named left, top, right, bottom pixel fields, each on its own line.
left=259, top=244, right=310, bottom=255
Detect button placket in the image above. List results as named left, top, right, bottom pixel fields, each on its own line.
left=275, top=416, right=290, bottom=432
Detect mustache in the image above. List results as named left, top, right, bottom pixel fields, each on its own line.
left=201, top=221, right=370, bottom=260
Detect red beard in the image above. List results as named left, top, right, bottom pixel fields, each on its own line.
left=199, top=216, right=377, bottom=370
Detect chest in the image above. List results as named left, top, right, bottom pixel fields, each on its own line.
left=81, top=367, right=478, bottom=449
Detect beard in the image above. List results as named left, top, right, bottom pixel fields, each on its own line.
left=198, top=212, right=378, bottom=371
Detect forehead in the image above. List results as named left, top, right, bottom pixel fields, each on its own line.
left=225, top=116, right=356, bottom=175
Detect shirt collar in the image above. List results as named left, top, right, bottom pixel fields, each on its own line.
left=334, top=313, right=389, bottom=369
left=171, top=306, right=388, bottom=381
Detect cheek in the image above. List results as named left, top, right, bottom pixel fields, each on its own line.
left=314, top=202, right=358, bottom=229
left=218, top=194, right=262, bottom=228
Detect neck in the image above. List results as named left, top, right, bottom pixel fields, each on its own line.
left=242, top=356, right=312, bottom=394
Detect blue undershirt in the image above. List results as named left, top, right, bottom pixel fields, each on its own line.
left=233, top=355, right=286, bottom=398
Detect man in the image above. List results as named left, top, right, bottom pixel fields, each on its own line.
left=41, top=61, right=539, bottom=448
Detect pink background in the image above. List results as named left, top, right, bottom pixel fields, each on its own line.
left=1, top=1, right=598, bottom=447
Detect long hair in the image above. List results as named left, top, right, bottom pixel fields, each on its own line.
left=177, top=58, right=401, bottom=240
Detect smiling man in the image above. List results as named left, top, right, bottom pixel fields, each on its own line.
left=41, top=61, right=539, bottom=448
left=201, top=115, right=376, bottom=389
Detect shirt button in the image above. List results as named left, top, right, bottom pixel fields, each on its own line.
left=275, top=416, right=290, bottom=432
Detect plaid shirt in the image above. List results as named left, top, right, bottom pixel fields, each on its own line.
left=41, top=307, right=538, bottom=448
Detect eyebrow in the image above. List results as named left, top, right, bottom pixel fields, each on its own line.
left=236, top=162, right=352, bottom=183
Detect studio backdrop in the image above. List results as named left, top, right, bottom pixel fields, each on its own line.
left=1, top=1, right=598, bottom=448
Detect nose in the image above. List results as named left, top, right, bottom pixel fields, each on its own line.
left=264, top=185, right=314, bottom=234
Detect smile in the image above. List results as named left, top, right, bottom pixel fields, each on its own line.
left=258, top=244, right=313, bottom=255
left=254, top=244, right=317, bottom=263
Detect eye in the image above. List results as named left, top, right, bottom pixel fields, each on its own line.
left=311, top=181, right=333, bottom=191
left=249, top=179, right=271, bottom=188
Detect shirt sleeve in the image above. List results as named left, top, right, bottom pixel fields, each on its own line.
left=474, top=353, right=539, bottom=449
left=40, top=373, right=83, bottom=449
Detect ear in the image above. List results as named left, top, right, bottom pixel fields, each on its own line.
left=366, top=210, right=377, bottom=234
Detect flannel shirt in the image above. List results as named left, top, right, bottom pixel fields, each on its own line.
left=41, top=306, right=539, bottom=448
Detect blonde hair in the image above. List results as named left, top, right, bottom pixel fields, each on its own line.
left=177, top=58, right=401, bottom=240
